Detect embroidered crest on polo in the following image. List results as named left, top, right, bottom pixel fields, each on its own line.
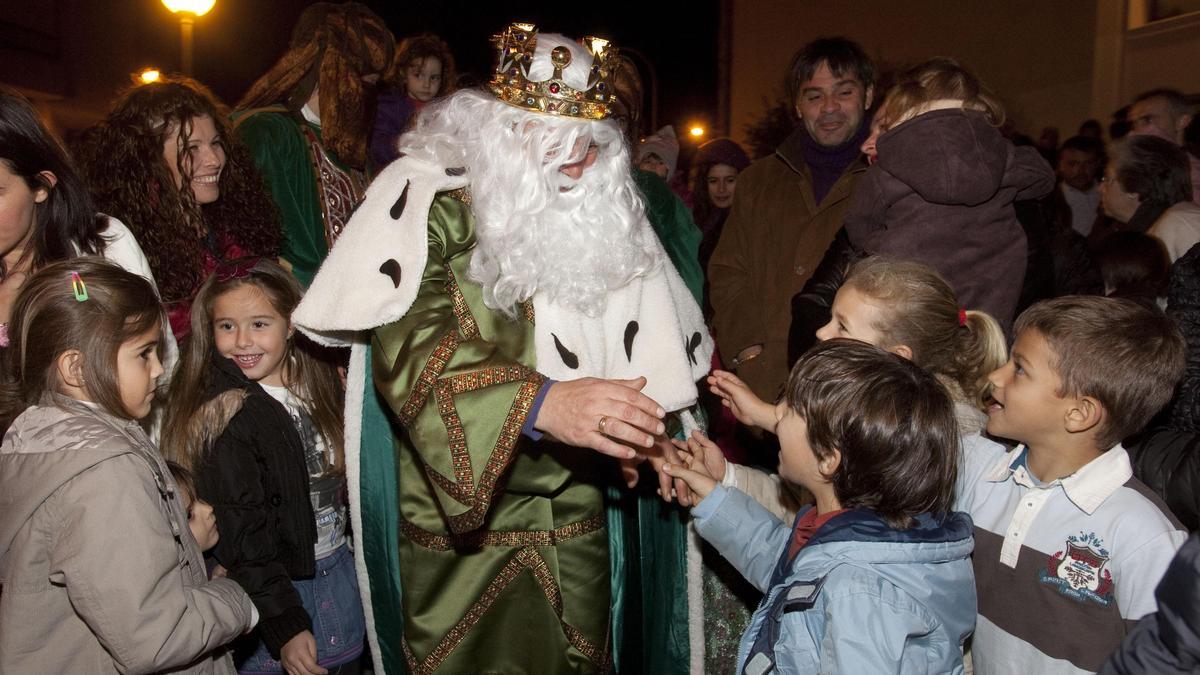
left=1038, top=531, right=1114, bottom=605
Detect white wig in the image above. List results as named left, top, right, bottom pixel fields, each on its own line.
left=396, top=35, right=657, bottom=317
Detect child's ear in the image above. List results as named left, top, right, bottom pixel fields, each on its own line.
left=1064, top=395, right=1104, bottom=435
left=818, top=448, right=842, bottom=478
left=889, top=344, right=914, bottom=361
left=56, top=349, right=87, bottom=391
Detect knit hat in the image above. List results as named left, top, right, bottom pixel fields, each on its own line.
left=694, top=138, right=750, bottom=173
left=636, top=125, right=680, bottom=180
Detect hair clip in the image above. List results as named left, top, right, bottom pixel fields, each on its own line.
left=958, top=308, right=967, bottom=327
left=70, top=272, right=89, bottom=302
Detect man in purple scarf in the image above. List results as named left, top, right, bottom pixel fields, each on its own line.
left=708, top=37, right=874, bottom=401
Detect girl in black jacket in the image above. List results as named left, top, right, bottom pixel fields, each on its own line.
left=163, top=258, right=361, bottom=675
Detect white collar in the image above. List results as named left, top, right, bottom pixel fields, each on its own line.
left=985, top=443, right=1132, bottom=514
left=301, top=102, right=321, bottom=127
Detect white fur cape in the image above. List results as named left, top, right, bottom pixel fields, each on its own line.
left=293, top=153, right=712, bottom=411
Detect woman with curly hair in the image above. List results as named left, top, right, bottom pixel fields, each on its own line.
left=75, top=76, right=281, bottom=341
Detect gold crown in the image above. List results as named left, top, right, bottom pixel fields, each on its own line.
left=487, top=22, right=619, bottom=120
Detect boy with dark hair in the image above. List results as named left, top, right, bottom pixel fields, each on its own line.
left=665, top=339, right=976, bottom=673
left=959, top=295, right=1189, bottom=674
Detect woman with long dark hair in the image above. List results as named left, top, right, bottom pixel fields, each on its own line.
left=0, top=87, right=161, bottom=351
left=75, top=76, right=281, bottom=340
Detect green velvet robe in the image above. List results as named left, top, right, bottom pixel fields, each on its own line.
left=233, top=109, right=363, bottom=287
left=368, top=192, right=612, bottom=673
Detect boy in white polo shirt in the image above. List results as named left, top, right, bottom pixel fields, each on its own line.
left=958, top=296, right=1188, bottom=674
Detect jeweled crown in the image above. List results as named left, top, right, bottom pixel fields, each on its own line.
left=487, top=22, right=619, bottom=120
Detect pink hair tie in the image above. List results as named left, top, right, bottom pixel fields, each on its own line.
left=958, top=308, right=967, bottom=327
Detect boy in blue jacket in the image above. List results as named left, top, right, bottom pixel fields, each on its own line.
left=665, top=339, right=976, bottom=673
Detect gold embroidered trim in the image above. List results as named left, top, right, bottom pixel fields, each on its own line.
left=398, top=331, right=460, bottom=426
left=415, top=364, right=544, bottom=514
left=445, top=186, right=472, bottom=205
left=402, top=547, right=608, bottom=674
left=521, top=299, right=535, bottom=324
left=443, top=264, right=480, bottom=340
left=443, top=366, right=531, bottom=395
left=298, top=124, right=365, bottom=247
left=400, top=513, right=605, bottom=551
left=444, top=374, right=544, bottom=533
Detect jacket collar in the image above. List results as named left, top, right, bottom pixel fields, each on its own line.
left=774, top=126, right=868, bottom=209
left=985, top=444, right=1132, bottom=514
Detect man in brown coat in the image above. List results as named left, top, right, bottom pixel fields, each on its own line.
left=708, top=37, right=875, bottom=401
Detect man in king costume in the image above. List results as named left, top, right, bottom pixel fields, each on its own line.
left=294, top=25, right=712, bottom=673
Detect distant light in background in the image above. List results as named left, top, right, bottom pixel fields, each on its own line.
left=139, top=68, right=162, bottom=84
left=162, top=0, right=215, bottom=76
left=689, top=125, right=705, bottom=138
left=161, top=0, right=215, bottom=15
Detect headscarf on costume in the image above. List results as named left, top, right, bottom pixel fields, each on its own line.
left=238, top=2, right=393, bottom=169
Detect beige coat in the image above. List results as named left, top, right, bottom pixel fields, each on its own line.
left=707, top=129, right=866, bottom=400
left=0, top=398, right=253, bottom=674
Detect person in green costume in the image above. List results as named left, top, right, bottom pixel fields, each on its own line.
left=293, top=25, right=714, bottom=674
left=233, top=2, right=394, bottom=288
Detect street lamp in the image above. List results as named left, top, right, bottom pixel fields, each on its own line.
left=162, top=0, right=215, bottom=76
left=689, top=125, right=706, bottom=140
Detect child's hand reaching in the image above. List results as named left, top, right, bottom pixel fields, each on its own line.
left=708, top=370, right=777, bottom=431
left=664, top=430, right=725, bottom=503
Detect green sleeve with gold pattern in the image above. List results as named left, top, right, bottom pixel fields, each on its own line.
left=370, top=194, right=546, bottom=534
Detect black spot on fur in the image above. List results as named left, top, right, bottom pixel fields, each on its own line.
left=378, top=259, right=402, bottom=288
left=445, top=167, right=467, bottom=176
left=552, top=333, right=579, bottom=369
left=389, top=180, right=411, bottom=220
left=686, top=331, right=703, bottom=365
left=624, top=321, right=639, bottom=362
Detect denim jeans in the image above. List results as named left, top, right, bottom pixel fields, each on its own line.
left=237, top=544, right=366, bottom=673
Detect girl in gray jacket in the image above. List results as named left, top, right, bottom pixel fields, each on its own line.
left=0, top=259, right=255, bottom=674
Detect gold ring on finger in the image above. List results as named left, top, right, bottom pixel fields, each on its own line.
left=598, top=416, right=609, bottom=435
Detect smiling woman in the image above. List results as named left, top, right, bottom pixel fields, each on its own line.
left=75, top=77, right=281, bottom=340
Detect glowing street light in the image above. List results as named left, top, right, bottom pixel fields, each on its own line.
left=139, top=68, right=162, bottom=84
left=689, top=125, right=706, bottom=139
left=162, top=0, right=216, bottom=76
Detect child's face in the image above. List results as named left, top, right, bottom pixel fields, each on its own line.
left=180, top=489, right=219, bottom=551
left=816, top=285, right=888, bottom=347
left=985, top=327, right=1071, bottom=446
left=406, top=57, right=443, bottom=102
left=638, top=153, right=669, bottom=180
left=212, top=285, right=292, bottom=387
left=775, top=402, right=834, bottom=490
left=116, top=323, right=164, bottom=419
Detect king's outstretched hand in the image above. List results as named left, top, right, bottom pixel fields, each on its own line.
left=535, top=376, right=665, bottom=459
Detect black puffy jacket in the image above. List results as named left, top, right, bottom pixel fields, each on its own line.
left=1100, top=532, right=1200, bottom=674
left=787, top=228, right=859, bottom=367
left=1125, top=428, right=1200, bottom=532
left=1168, top=241, right=1200, bottom=432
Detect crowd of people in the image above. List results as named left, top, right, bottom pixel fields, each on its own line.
left=1, top=2, right=1199, bottom=674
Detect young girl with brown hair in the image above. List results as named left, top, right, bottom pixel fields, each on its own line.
left=710, top=256, right=1007, bottom=519
left=162, top=258, right=360, bottom=675
left=0, top=258, right=254, bottom=674
left=370, top=33, right=457, bottom=171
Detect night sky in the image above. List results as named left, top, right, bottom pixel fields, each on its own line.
left=185, top=0, right=719, bottom=141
